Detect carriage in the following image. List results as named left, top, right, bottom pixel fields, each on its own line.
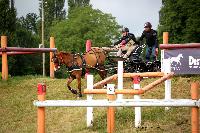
left=104, top=44, right=161, bottom=74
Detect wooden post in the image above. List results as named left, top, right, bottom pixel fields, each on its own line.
left=163, top=32, right=169, bottom=44
left=50, top=37, right=55, bottom=78
left=1, top=36, right=8, bottom=80
left=37, top=83, right=46, bottom=133
left=161, top=32, right=169, bottom=72
left=191, top=82, right=199, bottom=133
left=107, top=84, right=115, bottom=133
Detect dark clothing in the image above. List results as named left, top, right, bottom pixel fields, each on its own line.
left=114, top=33, right=137, bottom=46
left=139, top=29, right=158, bottom=48
left=146, top=45, right=157, bottom=62
left=139, top=29, right=158, bottom=62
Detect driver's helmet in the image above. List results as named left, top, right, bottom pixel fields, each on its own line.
left=122, top=27, right=129, bottom=33
left=144, top=22, right=152, bottom=28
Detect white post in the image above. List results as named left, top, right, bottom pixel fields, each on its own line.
left=117, top=61, right=123, bottom=100
left=161, top=50, right=164, bottom=72
left=133, top=76, right=141, bottom=127
left=164, top=59, right=171, bottom=110
left=87, top=75, right=93, bottom=127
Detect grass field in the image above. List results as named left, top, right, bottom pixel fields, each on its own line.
left=0, top=75, right=199, bottom=133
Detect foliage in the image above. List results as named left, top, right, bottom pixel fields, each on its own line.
left=0, top=0, right=16, bottom=36
left=38, top=0, right=66, bottom=41
left=6, top=19, right=41, bottom=76
left=50, top=6, right=121, bottom=52
left=19, top=13, right=39, bottom=34
left=68, top=0, right=90, bottom=14
left=158, top=0, right=200, bottom=43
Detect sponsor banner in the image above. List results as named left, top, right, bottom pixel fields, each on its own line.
left=164, top=48, right=200, bottom=74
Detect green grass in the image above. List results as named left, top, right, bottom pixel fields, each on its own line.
left=0, top=75, right=199, bottom=133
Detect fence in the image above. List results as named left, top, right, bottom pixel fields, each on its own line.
left=0, top=36, right=57, bottom=80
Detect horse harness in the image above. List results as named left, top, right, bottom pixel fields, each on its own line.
left=68, top=49, right=106, bottom=73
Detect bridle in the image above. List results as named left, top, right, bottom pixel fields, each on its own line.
left=51, top=52, right=63, bottom=67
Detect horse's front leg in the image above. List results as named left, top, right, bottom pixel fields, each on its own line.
left=67, top=76, right=77, bottom=95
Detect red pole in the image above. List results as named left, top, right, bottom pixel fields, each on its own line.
left=37, top=83, right=46, bottom=133
left=85, top=40, right=91, bottom=77
left=191, top=82, right=199, bottom=133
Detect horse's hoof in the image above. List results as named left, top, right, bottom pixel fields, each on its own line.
left=78, top=93, right=83, bottom=97
left=70, top=89, right=78, bottom=94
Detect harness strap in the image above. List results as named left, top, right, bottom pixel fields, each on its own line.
left=90, top=48, right=100, bottom=66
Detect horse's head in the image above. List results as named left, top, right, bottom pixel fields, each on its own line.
left=51, top=51, right=73, bottom=71
left=51, top=52, right=61, bottom=71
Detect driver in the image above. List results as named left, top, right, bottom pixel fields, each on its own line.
left=139, top=22, right=158, bottom=62
left=114, top=27, right=138, bottom=58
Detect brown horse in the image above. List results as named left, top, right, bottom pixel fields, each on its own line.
left=51, top=48, right=107, bottom=97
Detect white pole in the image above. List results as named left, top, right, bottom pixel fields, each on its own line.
left=133, top=76, right=141, bottom=127
left=87, top=75, right=93, bottom=127
left=34, top=99, right=200, bottom=107
left=161, top=50, right=164, bottom=72
left=164, top=59, right=171, bottom=110
left=117, top=61, right=123, bottom=100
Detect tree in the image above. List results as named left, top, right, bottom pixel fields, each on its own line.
left=50, top=6, right=121, bottom=52
left=38, top=0, right=66, bottom=43
left=68, top=0, right=90, bottom=14
left=8, top=19, right=41, bottom=76
left=19, top=13, right=39, bottom=34
left=0, top=0, right=16, bottom=35
left=158, top=0, right=200, bottom=43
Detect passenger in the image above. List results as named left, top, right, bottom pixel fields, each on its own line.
left=114, top=27, right=138, bottom=58
left=139, top=22, right=159, bottom=62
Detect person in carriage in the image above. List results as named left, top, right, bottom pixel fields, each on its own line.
left=139, top=22, right=159, bottom=63
left=113, top=27, right=138, bottom=59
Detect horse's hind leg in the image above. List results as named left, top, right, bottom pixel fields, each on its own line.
left=97, top=66, right=107, bottom=80
left=97, top=66, right=107, bottom=88
left=76, top=76, right=82, bottom=97
left=67, top=76, right=77, bottom=95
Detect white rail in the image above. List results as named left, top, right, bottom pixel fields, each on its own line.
left=34, top=99, right=200, bottom=107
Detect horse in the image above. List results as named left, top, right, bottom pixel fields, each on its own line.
left=51, top=47, right=107, bottom=97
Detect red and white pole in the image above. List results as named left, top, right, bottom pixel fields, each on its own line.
left=37, top=83, right=46, bottom=133
left=85, top=40, right=91, bottom=78
left=133, top=76, right=141, bottom=127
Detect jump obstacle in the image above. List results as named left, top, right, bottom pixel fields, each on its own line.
left=34, top=32, right=200, bottom=133
left=34, top=62, right=199, bottom=133
left=0, top=36, right=57, bottom=80
left=34, top=70, right=199, bottom=133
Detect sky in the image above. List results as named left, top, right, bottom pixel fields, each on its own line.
left=15, top=0, right=162, bottom=37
